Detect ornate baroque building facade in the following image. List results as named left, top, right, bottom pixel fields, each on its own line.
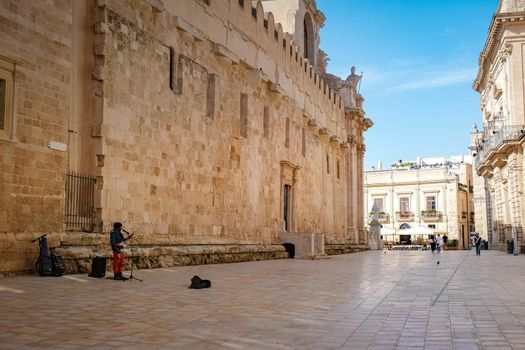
left=364, top=156, right=474, bottom=249
left=471, top=0, right=525, bottom=252
left=0, top=0, right=372, bottom=274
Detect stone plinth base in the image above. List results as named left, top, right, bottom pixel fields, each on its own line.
left=57, top=244, right=288, bottom=274
left=279, top=232, right=325, bottom=259
left=490, top=243, right=506, bottom=252
left=325, top=243, right=370, bottom=256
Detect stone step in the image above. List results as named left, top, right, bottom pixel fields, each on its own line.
left=56, top=244, right=288, bottom=274
left=325, top=243, right=370, bottom=256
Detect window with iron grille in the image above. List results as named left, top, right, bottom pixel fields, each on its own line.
left=65, top=172, right=97, bottom=231
left=0, top=57, right=14, bottom=141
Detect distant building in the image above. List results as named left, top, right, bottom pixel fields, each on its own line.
left=364, top=156, right=475, bottom=248
left=471, top=0, right=525, bottom=253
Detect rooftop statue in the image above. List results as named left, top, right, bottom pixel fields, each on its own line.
left=346, top=66, right=362, bottom=87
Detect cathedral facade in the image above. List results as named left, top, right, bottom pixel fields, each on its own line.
left=0, top=0, right=372, bottom=274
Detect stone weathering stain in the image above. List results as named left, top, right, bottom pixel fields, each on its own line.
left=0, top=0, right=372, bottom=275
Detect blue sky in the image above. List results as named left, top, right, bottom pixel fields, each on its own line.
left=318, top=0, right=499, bottom=170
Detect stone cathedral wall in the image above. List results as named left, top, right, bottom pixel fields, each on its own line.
left=0, top=0, right=362, bottom=275
left=0, top=1, right=73, bottom=274
left=96, top=0, right=350, bottom=244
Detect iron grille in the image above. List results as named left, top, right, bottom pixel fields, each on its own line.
left=474, top=125, right=525, bottom=169
left=65, top=172, right=97, bottom=231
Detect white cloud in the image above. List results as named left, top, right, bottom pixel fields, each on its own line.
left=330, top=58, right=478, bottom=96
left=384, top=66, right=477, bottom=93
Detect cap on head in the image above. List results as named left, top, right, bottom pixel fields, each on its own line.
left=114, top=222, right=123, bottom=230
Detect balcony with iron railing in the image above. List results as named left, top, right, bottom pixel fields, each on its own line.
left=396, top=211, right=415, bottom=222
left=420, top=210, right=443, bottom=222
left=474, top=125, right=525, bottom=170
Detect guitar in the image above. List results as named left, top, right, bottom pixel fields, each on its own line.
left=112, top=232, right=134, bottom=252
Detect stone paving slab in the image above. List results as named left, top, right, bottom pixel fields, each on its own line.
left=1, top=250, right=525, bottom=349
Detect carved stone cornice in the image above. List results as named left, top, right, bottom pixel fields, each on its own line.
left=280, top=160, right=300, bottom=184
left=362, top=118, right=373, bottom=132
left=344, top=106, right=365, bottom=119
left=318, top=127, right=330, bottom=142
left=307, top=118, right=319, bottom=133
left=474, top=12, right=525, bottom=92
left=340, top=142, right=351, bottom=154
left=329, top=135, right=341, bottom=146
left=345, top=108, right=373, bottom=132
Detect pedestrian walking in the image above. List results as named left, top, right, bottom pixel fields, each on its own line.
left=436, top=234, right=443, bottom=253
left=429, top=235, right=436, bottom=253
left=442, top=234, right=448, bottom=251
left=474, top=233, right=482, bottom=256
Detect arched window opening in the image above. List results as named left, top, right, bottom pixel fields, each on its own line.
left=303, top=12, right=314, bottom=65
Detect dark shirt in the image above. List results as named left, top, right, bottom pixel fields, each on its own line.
left=475, top=236, right=482, bottom=247
left=110, top=229, right=125, bottom=252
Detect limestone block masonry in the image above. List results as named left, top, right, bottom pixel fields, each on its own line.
left=0, top=0, right=372, bottom=275
left=471, top=0, right=525, bottom=253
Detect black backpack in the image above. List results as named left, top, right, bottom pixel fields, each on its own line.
left=189, top=275, right=211, bottom=289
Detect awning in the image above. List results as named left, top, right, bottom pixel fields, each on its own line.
left=380, top=227, right=397, bottom=235
left=397, top=226, right=436, bottom=235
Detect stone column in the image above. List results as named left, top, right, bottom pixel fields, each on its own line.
left=508, top=151, right=523, bottom=254
left=484, top=177, right=495, bottom=249
left=346, top=140, right=358, bottom=243
left=357, top=143, right=367, bottom=244
left=493, top=167, right=506, bottom=249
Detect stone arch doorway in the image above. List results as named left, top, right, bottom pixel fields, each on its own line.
left=399, top=223, right=411, bottom=230
left=399, top=223, right=412, bottom=245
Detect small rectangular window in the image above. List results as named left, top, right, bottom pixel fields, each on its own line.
left=426, top=196, right=436, bottom=211
left=263, top=106, right=269, bottom=138
left=326, top=154, right=330, bottom=174
left=169, top=47, right=174, bottom=91
left=285, top=118, right=290, bottom=148
left=206, top=74, right=216, bottom=119
left=400, top=197, right=409, bottom=212
left=0, top=58, right=14, bottom=140
left=240, top=93, right=248, bottom=138
left=336, top=160, right=340, bottom=179
left=0, top=78, right=6, bottom=130
left=301, top=127, right=305, bottom=156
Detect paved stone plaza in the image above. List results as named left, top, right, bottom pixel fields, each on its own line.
left=1, top=250, right=525, bottom=349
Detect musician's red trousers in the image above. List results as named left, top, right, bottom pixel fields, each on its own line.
left=113, top=251, right=125, bottom=273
